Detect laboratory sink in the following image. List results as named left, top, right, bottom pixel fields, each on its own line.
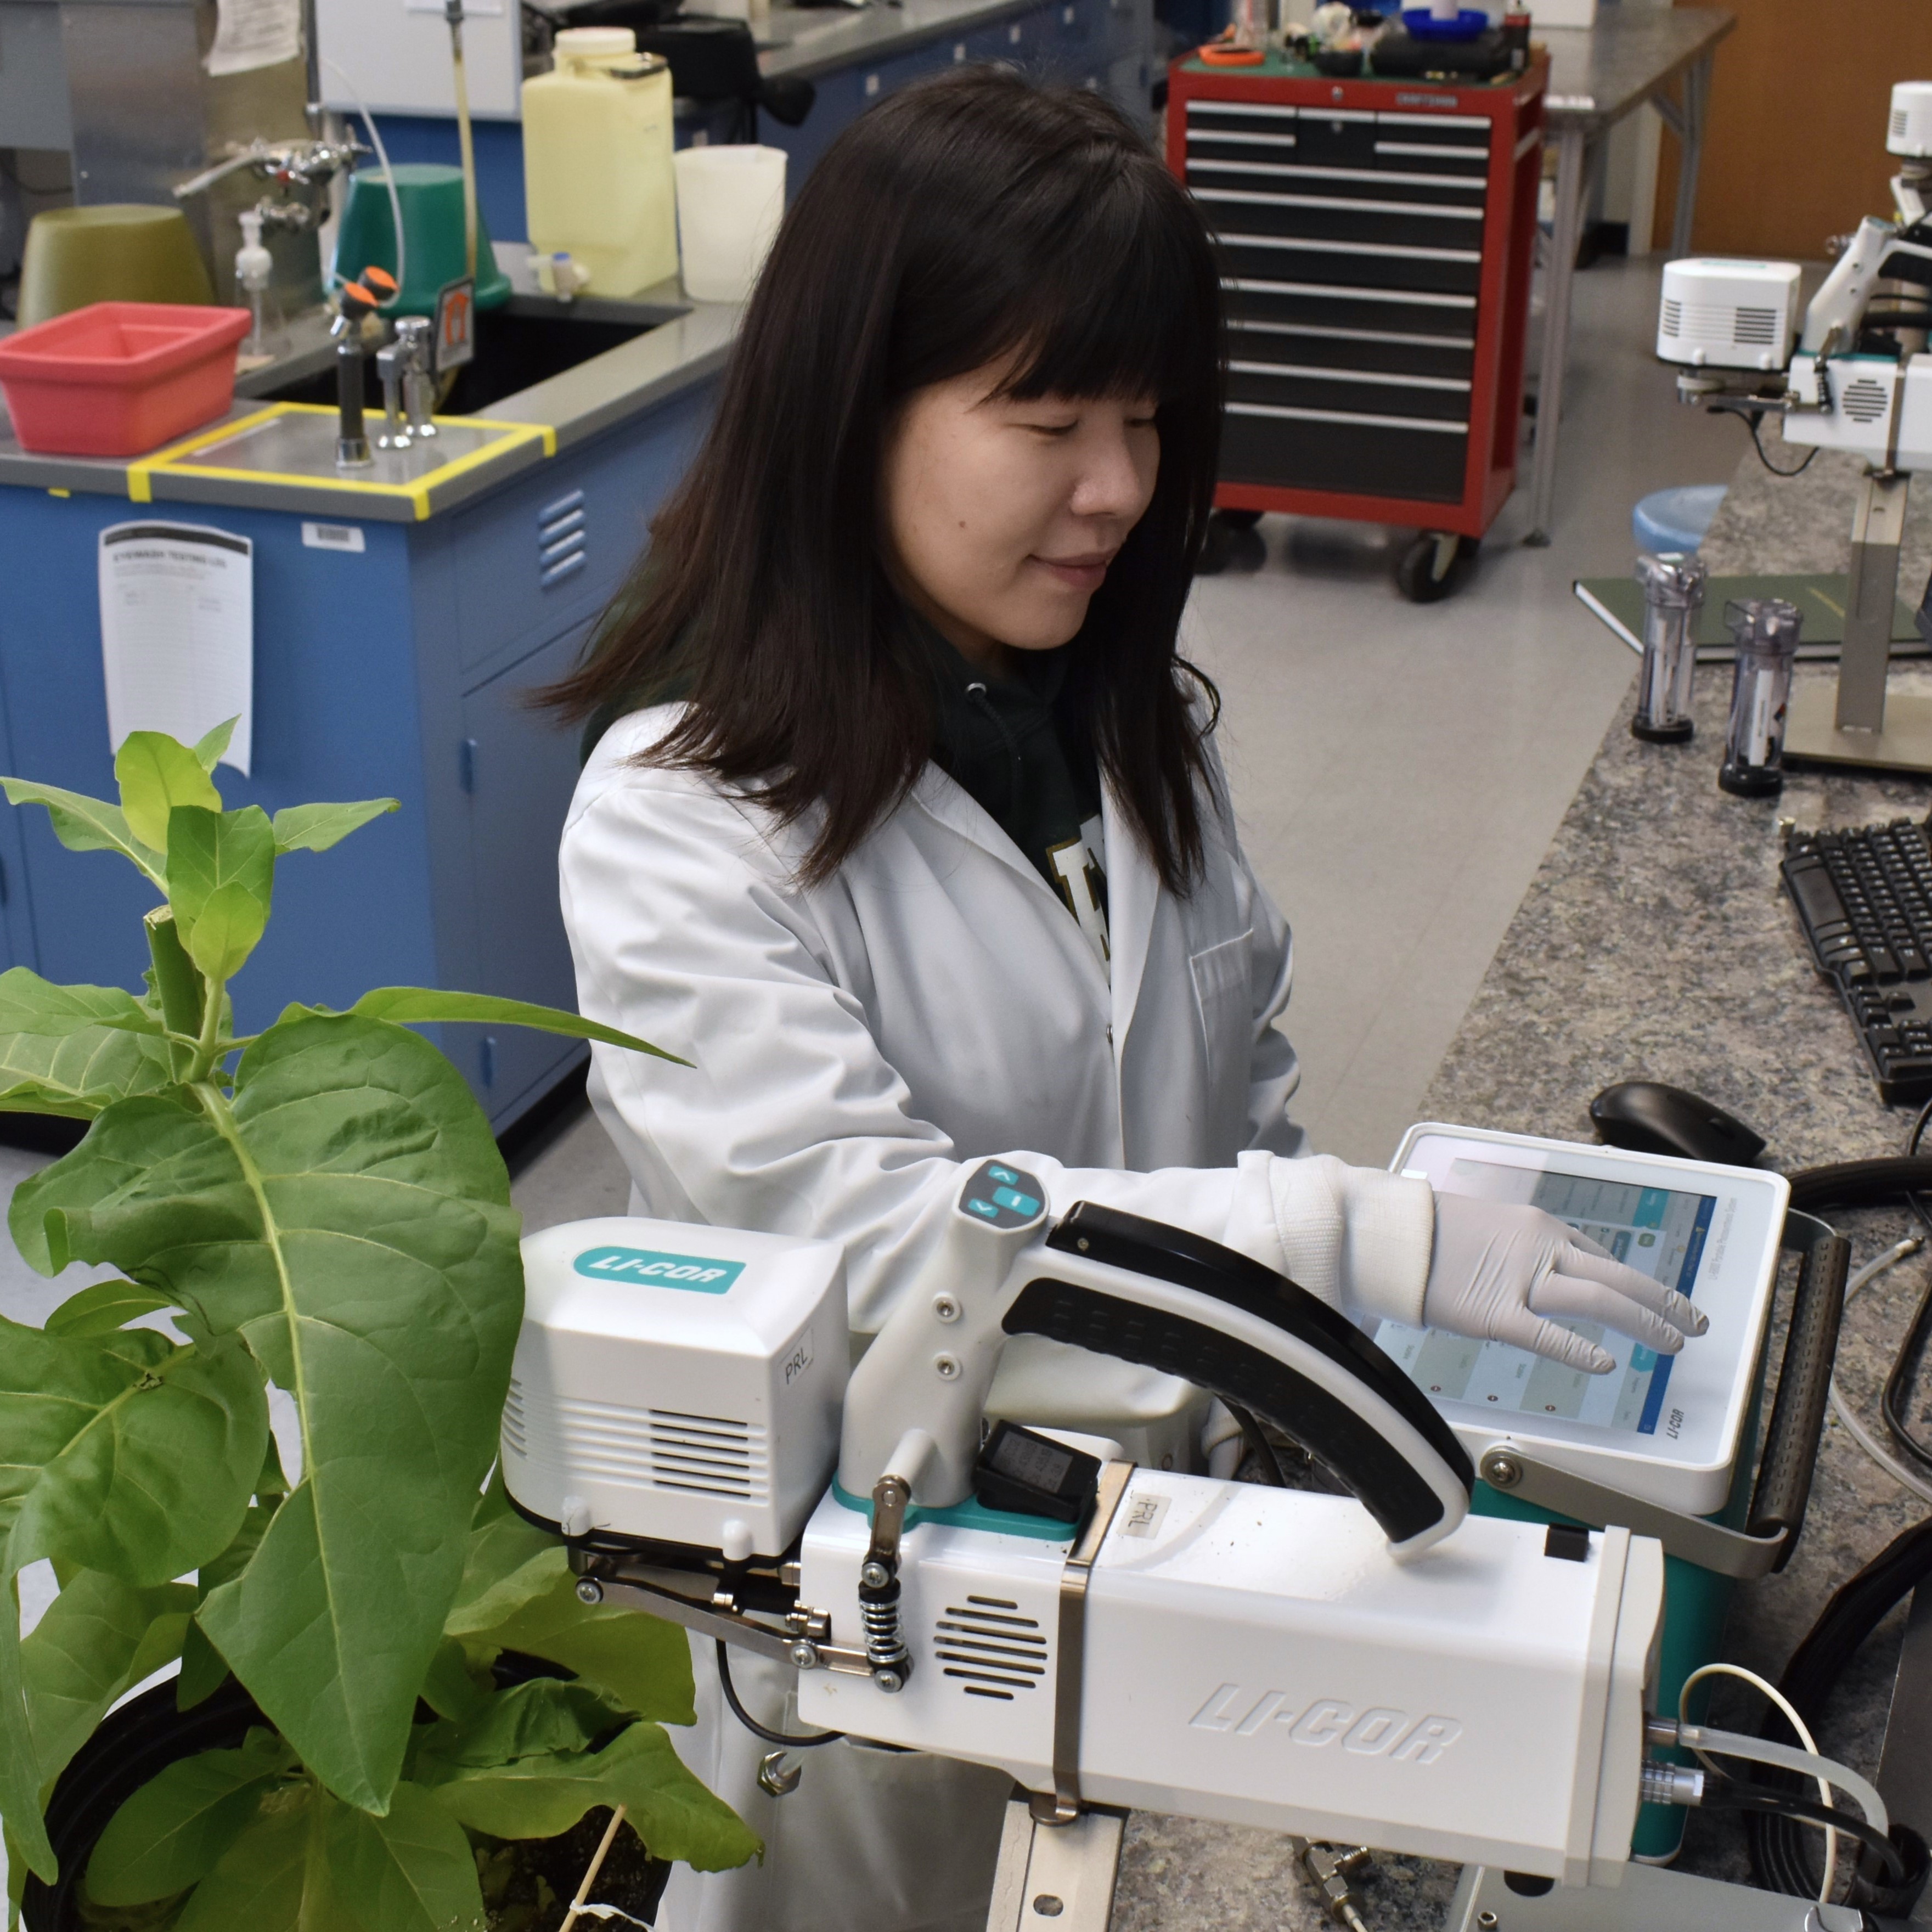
left=255, top=306, right=680, bottom=418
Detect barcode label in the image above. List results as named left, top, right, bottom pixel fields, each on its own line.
left=302, top=522, right=365, bottom=553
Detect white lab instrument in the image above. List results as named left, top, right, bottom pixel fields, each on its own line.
left=522, top=29, right=679, bottom=297
left=1655, top=258, right=1802, bottom=373
left=1654, top=82, right=1932, bottom=772
left=1371, top=1125, right=1790, bottom=1516
left=502, top=1158, right=1685, bottom=1888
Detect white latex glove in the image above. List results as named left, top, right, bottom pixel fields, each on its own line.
left=1422, top=1192, right=1709, bottom=1373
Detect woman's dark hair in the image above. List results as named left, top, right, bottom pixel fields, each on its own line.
left=544, top=67, right=1225, bottom=889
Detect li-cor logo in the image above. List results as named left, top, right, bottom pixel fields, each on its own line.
left=1189, top=1686, right=1462, bottom=1764
left=573, top=1247, right=746, bottom=1295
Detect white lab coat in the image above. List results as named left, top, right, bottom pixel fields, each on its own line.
left=557, top=701, right=1438, bottom=1932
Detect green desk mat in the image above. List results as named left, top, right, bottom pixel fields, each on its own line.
left=1575, top=573, right=1924, bottom=661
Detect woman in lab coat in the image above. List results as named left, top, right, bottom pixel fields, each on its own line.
left=549, top=69, right=1702, bottom=1932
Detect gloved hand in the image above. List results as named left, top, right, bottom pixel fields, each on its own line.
left=1422, top=1192, right=1709, bottom=1372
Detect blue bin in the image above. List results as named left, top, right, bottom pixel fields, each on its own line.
left=1633, top=483, right=1727, bottom=555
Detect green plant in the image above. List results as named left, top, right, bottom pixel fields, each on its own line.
left=0, top=728, right=759, bottom=1928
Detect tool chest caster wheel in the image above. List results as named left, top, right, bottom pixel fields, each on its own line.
left=1393, top=531, right=1479, bottom=602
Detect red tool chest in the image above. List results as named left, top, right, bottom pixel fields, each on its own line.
left=1167, top=49, right=1547, bottom=597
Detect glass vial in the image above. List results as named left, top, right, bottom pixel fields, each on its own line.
left=1631, top=551, right=1707, bottom=743
left=1718, top=598, right=1803, bottom=797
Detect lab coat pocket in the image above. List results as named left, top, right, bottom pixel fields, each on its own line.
left=1190, top=928, right=1255, bottom=1124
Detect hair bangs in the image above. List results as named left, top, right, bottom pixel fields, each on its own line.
left=995, top=175, right=1219, bottom=409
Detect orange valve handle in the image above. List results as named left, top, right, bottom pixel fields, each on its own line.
left=362, top=266, right=399, bottom=295
left=1199, top=40, right=1264, bottom=61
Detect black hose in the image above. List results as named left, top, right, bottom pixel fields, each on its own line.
left=1703, top=1783, right=1906, bottom=1883
left=1747, top=1518, right=1932, bottom=1906
left=714, top=1640, right=844, bottom=1749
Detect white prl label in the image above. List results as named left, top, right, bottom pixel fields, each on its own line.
left=302, top=521, right=365, bottom=553
left=1119, top=1492, right=1169, bottom=1539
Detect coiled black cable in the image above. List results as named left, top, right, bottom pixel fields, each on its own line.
left=1702, top=1783, right=1905, bottom=1883
left=714, top=1640, right=844, bottom=1749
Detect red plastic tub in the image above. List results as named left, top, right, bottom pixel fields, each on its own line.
left=0, top=301, right=252, bottom=458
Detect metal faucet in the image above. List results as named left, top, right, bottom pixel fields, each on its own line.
left=397, top=318, right=438, bottom=441
left=332, top=273, right=394, bottom=470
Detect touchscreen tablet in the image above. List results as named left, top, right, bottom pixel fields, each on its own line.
left=1371, top=1125, right=1790, bottom=1516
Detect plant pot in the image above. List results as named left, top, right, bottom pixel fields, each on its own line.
left=22, top=1678, right=263, bottom=1932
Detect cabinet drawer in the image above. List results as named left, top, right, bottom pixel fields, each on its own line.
left=1215, top=233, right=1483, bottom=297
left=1222, top=405, right=1467, bottom=503
left=1227, top=360, right=1469, bottom=424
left=1223, top=277, right=1477, bottom=341
left=1192, top=186, right=1483, bottom=252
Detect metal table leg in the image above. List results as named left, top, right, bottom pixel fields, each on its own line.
left=1670, top=51, right=1712, bottom=258
left=1524, top=121, right=1595, bottom=547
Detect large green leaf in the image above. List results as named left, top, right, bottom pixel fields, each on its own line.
left=166, top=808, right=274, bottom=954
left=0, top=780, right=164, bottom=887
left=115, top=735, right=221, bottom=855
left=444, top=1488, right=694, bottom=1723
left=271, top=801, right=399, bottom=856
left=324, top=1781, right=486, bottom=1932
left=0, top=1324, right=266, bottom=1579
left=170, top=1782, right=358, bottom=1932
left=87, top=1731, right=293, bottom=1906
left=0, top=972, right=164, bottom=1041
left=0, top=1026, right=176, bottom=1120
left=10, top=1013, right=523, bottom=1815
left=416, top=1704, right=758, bottom=1869
left=460, top=1567, right=695, bottom=1726
left=348, top=990, right=686, bottom=1064
left=415, top=1680, right=624, bottom=1769
left=20, top=1571, right=194, bottom=1796
left=178, top=1494, right=279, bottom=1709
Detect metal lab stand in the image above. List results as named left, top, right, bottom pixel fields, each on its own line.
left=1526, top=5, right=1736, bottom=544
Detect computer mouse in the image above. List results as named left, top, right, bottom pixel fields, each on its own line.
left=1589, top=1081, right=1767, bottom=1168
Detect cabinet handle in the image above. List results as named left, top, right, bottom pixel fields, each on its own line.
left=480, top=1035, right=496, bottom=1088
left=459, top=737, right=479, bottom=794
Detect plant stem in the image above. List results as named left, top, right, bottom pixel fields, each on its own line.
left=144, top=910, right=205, bottom=1082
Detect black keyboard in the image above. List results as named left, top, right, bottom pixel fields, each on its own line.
left=1783, top=819, right=1932, bottom=1104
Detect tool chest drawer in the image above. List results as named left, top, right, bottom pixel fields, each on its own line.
left=1169, top=53, right=1544, bottom=537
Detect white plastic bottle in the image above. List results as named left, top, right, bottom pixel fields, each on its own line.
left=522, top=27, right=678, bottom=298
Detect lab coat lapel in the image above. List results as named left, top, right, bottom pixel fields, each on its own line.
left=1102, top=779, right=1157, bottom=1060
left=906, top=764, right=1113, bottom=1008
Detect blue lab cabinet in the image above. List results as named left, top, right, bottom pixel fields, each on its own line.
left=0, top=383, right=713, bottom=1133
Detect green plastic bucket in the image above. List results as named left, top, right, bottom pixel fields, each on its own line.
left=330, top=165, right=511, bottom=318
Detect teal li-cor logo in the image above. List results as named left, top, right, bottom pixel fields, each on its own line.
left=573, top=1246, right=745, bottom=1294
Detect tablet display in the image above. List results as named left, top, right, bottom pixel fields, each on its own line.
left=1373, top=1159, right=1714, bottom=1435
left=1372, top=1126, right=1789, bottom=1515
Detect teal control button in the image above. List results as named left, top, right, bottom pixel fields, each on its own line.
left=572, top=1246, right=745, bottom=1293
left=959, top=1159, right=1047, bottom=1230
left=992, top=1185, right=1040, bottom=1216
left=967, top=1198, right=1000, bottom=1219
left=989, top=1165, right=1021, bottom=1185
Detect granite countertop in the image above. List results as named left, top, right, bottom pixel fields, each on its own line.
left=1109, top=444, right=1932, bottom=1930
left=1536, top=4, right=1733, bottom=128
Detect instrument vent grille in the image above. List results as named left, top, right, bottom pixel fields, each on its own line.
left=1895, top=108, right=1910, bottom=142
left=1732, top=306, right=1779, bottom=344
left=1842, top=378, right=1892, bottom=424
left=543, top=1399, right=769, bottom=1501
left=1660, top=297, right=1681, bottom=338
left=503, top=1377, right=528, bottom=1456
left=935, top=1599, right=1049, bottom=1702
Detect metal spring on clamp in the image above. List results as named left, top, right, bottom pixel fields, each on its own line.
left=859, top=1472, right=914, bottom=1693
